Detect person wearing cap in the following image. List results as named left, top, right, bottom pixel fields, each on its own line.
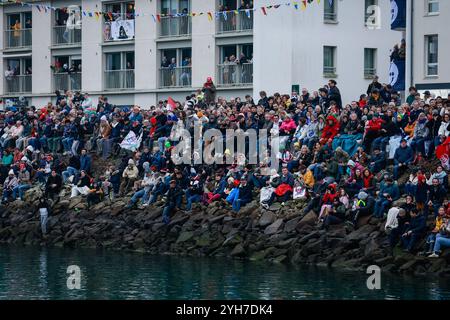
left=393, top=139, right=414, bottom=180
left=119, top=159, right=139, bottom=196
left=347, top=191, right=374, bottom=228
left=12, top=164, right=31, bottom=201
left=373, top=177, right=399, bottom=219
left=400, top=208, right=426, bottom=253
left=162, top=179, right=183, bottom=224
left=1, top=169, right=18, bottom=204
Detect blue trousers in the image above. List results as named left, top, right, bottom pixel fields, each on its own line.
left=373, top=198, right=390, bottom=218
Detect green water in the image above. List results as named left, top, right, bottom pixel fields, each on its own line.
left=0, top=245, right=449, bottom=300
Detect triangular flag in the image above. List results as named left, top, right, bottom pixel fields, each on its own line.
left=328, top=0, right=333, bottom=7
left=293, top=2, right=299, bottom=9
left=261, top=7, right=267, bottom=15
left=151, top=14, right=156, bottom=22
left=167, top=97, right=176, bottom=111
left=156, top=14, right=161, bottom=22
left=207, top=12, right=213, bottom=21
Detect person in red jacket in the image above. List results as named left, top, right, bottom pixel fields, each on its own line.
left=320, top=115, right=340, bottom=145
left=363, top=114, right=384, bottom=151
left=318, top=184, right=338, bottom=222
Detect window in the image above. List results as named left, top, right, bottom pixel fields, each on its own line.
left=427, top=0, right=439, bottom=14
left=324, top=0, right=337, bottom=22
left=104, top=52, right=135, bottom=89
left=103, top=2, right=135, bottom=41
left=4, top=58, right=32, bottom=93
left=160, top=48, right=192, bottom=87
left=364, top=0, right=378, bottom=25
left=218, top=44, right=253, bottom=86
left=364, top=48, right=377, bottom=78
left=159, top=0, right=191, bottom=37
left=5, top=12, right=32, bottom=48
left=323, top=46, right=336, bottom=76
left=425, top=35, right=438, bottom=76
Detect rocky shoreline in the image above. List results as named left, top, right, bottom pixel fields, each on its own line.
left=1, top=191, right=450, bottom=277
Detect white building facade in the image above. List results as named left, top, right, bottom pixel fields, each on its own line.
left=1, top=0, right=400, bottom=108
left=407, top=0, right=450, bottom=97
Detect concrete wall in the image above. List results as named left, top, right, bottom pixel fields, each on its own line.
left=32, top=2, right=52, bottom=95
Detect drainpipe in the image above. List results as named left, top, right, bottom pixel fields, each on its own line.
left=409, top=0, right=414, bottom=90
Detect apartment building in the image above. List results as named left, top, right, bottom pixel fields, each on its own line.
left=407, top=0, right=449, bottom=97
left=1, top=0, right=400, bottom=108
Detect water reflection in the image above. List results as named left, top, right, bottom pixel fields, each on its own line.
left=0, top=245, right=449, bottom=300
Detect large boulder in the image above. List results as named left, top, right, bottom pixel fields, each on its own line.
left=296, top=211, right=317, bottom=231
left=259, top=211, right=276, bottom=227
left=264, top=219, right=284, bottom=235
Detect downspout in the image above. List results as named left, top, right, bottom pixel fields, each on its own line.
left=409, top=0, right=414, bottom=89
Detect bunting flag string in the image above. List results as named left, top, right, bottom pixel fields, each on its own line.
left=0, top=0, right=323, bottom=22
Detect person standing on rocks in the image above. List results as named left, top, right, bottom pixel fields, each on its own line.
left=162, top=179, right=183, bottom=224
left=37, top=197, right=51, bottom=236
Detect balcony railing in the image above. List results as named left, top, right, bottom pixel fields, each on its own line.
left=323, top=66, right=337, bottom=75
left=54, top=72, right=82, bottom=91
left=4, top=75, right=32, bottom=94
left=364, top=67, right=377, bottom=78
left=217, top=11, right=253, bottom=34
left=104, top=70, right=135, bottom=90
left=217, top=63, right=253, bottom=86
left=4, top=29, right=32, bottom=49
left=159, top=67, right=191, bottom=88
left=159, top=16, right=191, bottom=38
left=53, top=26, right=82, bottom=45
left=324, top=12, right=338, bottom=22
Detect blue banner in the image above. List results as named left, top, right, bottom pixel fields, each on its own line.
left=389, top=59, right=405, bottom=91
left=391, top=0, right=407, bottom=30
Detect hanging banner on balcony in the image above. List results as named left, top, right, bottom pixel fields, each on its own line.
left=389, top=59, right=405, bottom=92
left=110, top=19, right=135, bottom=41
left=390, top=0, right=407, bottom=31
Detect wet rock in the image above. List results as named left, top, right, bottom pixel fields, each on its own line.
left=296, top=211, right=317, bottom=231
left=230, top=244, right=246, bottom=257
left=284, top=217, right=300, bottom=233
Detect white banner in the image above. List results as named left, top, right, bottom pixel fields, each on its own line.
left=120, top=131, right=142, bottom=152
left=110, top=19, right=135, bottom=41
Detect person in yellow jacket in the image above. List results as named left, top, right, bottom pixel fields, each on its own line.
left=298, top=165, right=315, bottom=189
left=426, top=206, right=446, bottom=254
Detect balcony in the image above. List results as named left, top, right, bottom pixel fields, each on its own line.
left=323, top=66, right=337, bottom=77
left=217, top=11, right=253, bottom=34
left=364, top=67, right=377, bottom=79
left=4, top=75, right=32, bottom=94
left=103, top=14, right=135, bottom=42
left=159, top=16, right=191, bottom=38
left=104, top=70, right=135, bottom=90
left=4, top=29, right=32, bottom=49
left=217, top=63, right=253, bottom=87
left=159, top=67, right=191, bottom=88
left=324, top=12, right=338, bottom=23
left=53, top=26, right=82, bottom=46
left=54, top=72, right=82, bottom=91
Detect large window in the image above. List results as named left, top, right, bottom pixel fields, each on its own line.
left=53, top=7, right=82, bottom=45
left=159, top=0, right=191, bottom=37
left=105, top=52, right=135, bottom=89
left=5, top=12, right=32, bottom=48
left=103, top=2, right=135, bottom=41
left=324, top=0, right=337, bottom=23
left=53, top=56, right=82, bottom=91
left=323, top=46, right=337, bottom=76
left=217, top=44, right=253, bottom=86
left=217, top=0, right=254, bottom=33
left=426, top=0, right=439, bottom=15
left=4, top=58, right=32, bottom=93
left=425, top=35, right=438, bottom=76
left=364, top=48, right=377, bottom=78
left=160, top=48, right=192, bottom=87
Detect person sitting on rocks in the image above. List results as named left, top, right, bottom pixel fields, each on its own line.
left=426, top=178, right=446, bottom=218
left=119, top=159, right=139, bottom=196
left=425, top=206, right=446, bottom=255
left=428, top=213, right=450, bottom=258
left=400, top=208, right=426, bottom=253
left=70, top=170, right=91, bottom=198
left=368, top=147, right=386, bottom=174
left=322, top=196, right=347, bottom=230
left=62, top=152, right=80, bottom=184
left=347, top=191, right=374, bottom=228
left=45, top=169, right=62, bottom=199
left=147, top=169, right=171, bottom=205
left=2, top=170, right=18, bottom=204
left=261, top=166, right=294, bottom=209
left=86, top=181, right=104, bottom=208
left=126, top=171, right=155, bottom=209
left=373, top=177, right=399, bottom=219
left=185, top=174, right=205, bottom=212
left=228, top=179, right=253, bottom=213
left=203, top=173, right=227, bottom=205
left=386, top=208, right=410, bottom=253
left=162, top=179, right=183, bottom=224
left=393, top=138, right=414, bottom=180
left=318, top=184, right=338, bottom=223
left=12, top=164, right=31, bottom=201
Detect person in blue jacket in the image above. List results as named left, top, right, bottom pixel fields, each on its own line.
left=401, top=208, right=426, bottom=253
left=373, top=177, right=399, bottom=218
left=393, top=139, right=414, bottom=180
